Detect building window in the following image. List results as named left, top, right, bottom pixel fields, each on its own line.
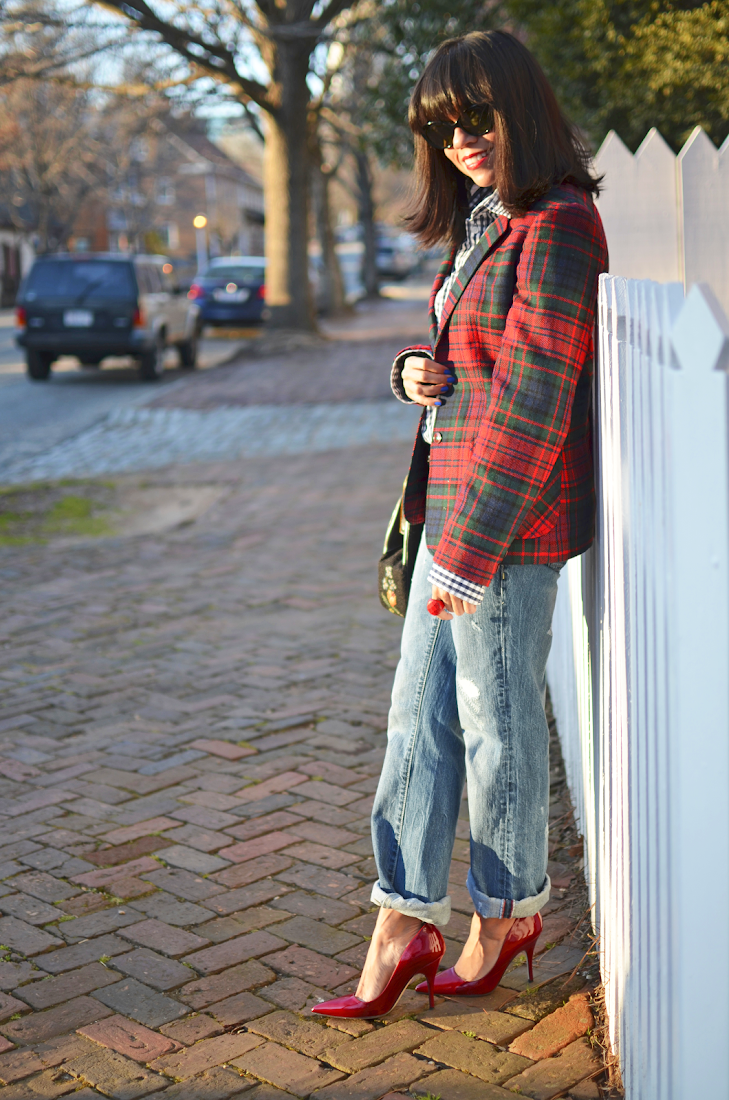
left=159, top=223, right=179, bottom=250
left=156, top=178, right=175, bottom=206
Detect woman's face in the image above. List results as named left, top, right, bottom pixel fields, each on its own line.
left=443, top=124, right=497, bottom=188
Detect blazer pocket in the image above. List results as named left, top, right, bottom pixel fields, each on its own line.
left=516, top=457, right=562, bottom=539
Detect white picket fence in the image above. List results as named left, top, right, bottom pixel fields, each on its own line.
left=547, top=274, right=729, bottom=1098
left=595, top=127, right=729, bottom=314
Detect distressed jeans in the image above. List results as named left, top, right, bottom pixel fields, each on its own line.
left=371, top=541, right=562, bottom=926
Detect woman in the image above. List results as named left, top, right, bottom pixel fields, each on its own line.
left=312, top=29, right=608, bottom=1019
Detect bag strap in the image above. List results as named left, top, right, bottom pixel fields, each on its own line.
left=382, top=496, right=404, bottom=555
left=399, top=477, right=408, bottom=535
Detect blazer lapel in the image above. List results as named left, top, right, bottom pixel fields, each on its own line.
left=429, top=253, right=454, bottom=347
left=435, top=215, right=511, bottom=344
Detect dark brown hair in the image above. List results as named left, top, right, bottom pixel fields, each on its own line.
left=406, top=31, right=601, bottom=246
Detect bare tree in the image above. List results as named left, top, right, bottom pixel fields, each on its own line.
left=317, top=44, right=385, bottom=301
left=92, top=0, right=362, bottom=332
left=309, top=127, right=348, bottom=314
left=0, top=0, right=120, bottom=85
left=319, top=107, right=380, bottom=300
left=0, top=0, right=139, bottom=251
left=0, top=77, right=107, bottom=251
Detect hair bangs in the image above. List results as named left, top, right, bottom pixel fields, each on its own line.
left=409, top=41, right=493, bottom=132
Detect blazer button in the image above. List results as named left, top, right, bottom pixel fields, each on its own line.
left=434, top=432, right=443, bottom=443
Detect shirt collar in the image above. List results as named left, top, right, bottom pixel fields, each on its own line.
left=468, top=185, right=509, bottom=220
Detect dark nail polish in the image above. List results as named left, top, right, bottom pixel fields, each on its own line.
left=441, top=386, right=449, bottom=393
left=434, top=400, right=442, bottom=406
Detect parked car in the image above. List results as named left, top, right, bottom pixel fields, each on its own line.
left=187, top=257, right=266, bottom=327
left=15, top=253, right=200, bottom=382
left=375, top=231, right=422, bottom=280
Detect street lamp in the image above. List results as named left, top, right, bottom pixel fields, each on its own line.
left=194, top=214, right=208, bottom=272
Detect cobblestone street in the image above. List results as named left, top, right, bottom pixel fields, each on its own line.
left=0, top=299, right=603, bottom=1100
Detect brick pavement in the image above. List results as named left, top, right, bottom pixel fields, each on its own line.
left=0, top=300, right=605, bottom=1099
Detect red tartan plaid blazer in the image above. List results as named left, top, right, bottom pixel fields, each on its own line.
left=400, top=184, right=609, bottom=589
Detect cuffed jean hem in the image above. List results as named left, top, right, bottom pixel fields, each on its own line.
left=371, top=882, right=451, bottom=927
left=467, top=870, right=551, bottom=919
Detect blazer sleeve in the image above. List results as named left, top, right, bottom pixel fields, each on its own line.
left=432, top=199, right=607, bottom=588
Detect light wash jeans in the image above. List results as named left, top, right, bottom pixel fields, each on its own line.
left=371, top=541, right=562, bottom=926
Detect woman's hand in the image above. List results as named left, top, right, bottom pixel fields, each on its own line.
left=431, top=585, right=477, bottom=618
left=402, top=356, right=455, bottom=407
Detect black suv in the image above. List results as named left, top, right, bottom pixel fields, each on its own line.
left=16, top=253, right=200, bottom=381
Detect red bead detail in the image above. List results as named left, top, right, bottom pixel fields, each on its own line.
left=427, top=599, right=446, bottom=616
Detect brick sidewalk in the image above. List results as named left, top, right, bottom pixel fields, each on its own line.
left=147, top=296, right=431, bottom=412
left=0, top=308, right=604, bottom=1100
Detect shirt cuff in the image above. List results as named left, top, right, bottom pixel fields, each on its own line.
left=391, top=348, right=434, bottom=404
left=428, top=563, right=486, bottom=605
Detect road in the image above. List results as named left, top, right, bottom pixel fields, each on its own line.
left=0, top=309, right=258, bottom=471
left=0, top=274, right=435, bottom=478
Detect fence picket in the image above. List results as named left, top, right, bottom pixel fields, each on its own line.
left=546, top=275, right=729, bottom=1098
left=595, top=129, right=680, bottom=282
left=667, top=284, right=729, bottom=1096
left=678, top=129, right=729, bottom=317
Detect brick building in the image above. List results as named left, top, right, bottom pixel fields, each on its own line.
left=71, top=115, right=264, bottom=266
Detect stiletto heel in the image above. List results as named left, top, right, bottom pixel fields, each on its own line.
left=422, top=958, right=440, bottom=1009
left=415, top=912, right=543, bottom=998
left=525, top=939, right=536, bottom=982
left=311, top=923, right=445, bottom=1019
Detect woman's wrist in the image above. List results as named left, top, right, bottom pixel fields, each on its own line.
left=428, top=562, right=486, bottom=605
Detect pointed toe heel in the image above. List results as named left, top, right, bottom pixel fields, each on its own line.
left=311, top=922, right=445, bottom=1019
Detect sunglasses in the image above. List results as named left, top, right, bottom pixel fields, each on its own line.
left=421, top=104, right=495, bottom=150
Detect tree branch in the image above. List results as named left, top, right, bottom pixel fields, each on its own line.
left=98, top=0, right=274, bottom=110
left=320, top=104, right=360, bottom=136
left=313, top=0, right=356, bottom=30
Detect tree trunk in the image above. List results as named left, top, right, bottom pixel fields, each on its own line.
left=353, top=147, right=378, bottom=298
left=310, top=138, right=348, bottom=316
left=262, top=42, right=316, bottom=332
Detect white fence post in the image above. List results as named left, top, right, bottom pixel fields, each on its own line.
left=667, top=284, right=729, bottom=1095
left=547, top=275, right=729, bottom=1099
